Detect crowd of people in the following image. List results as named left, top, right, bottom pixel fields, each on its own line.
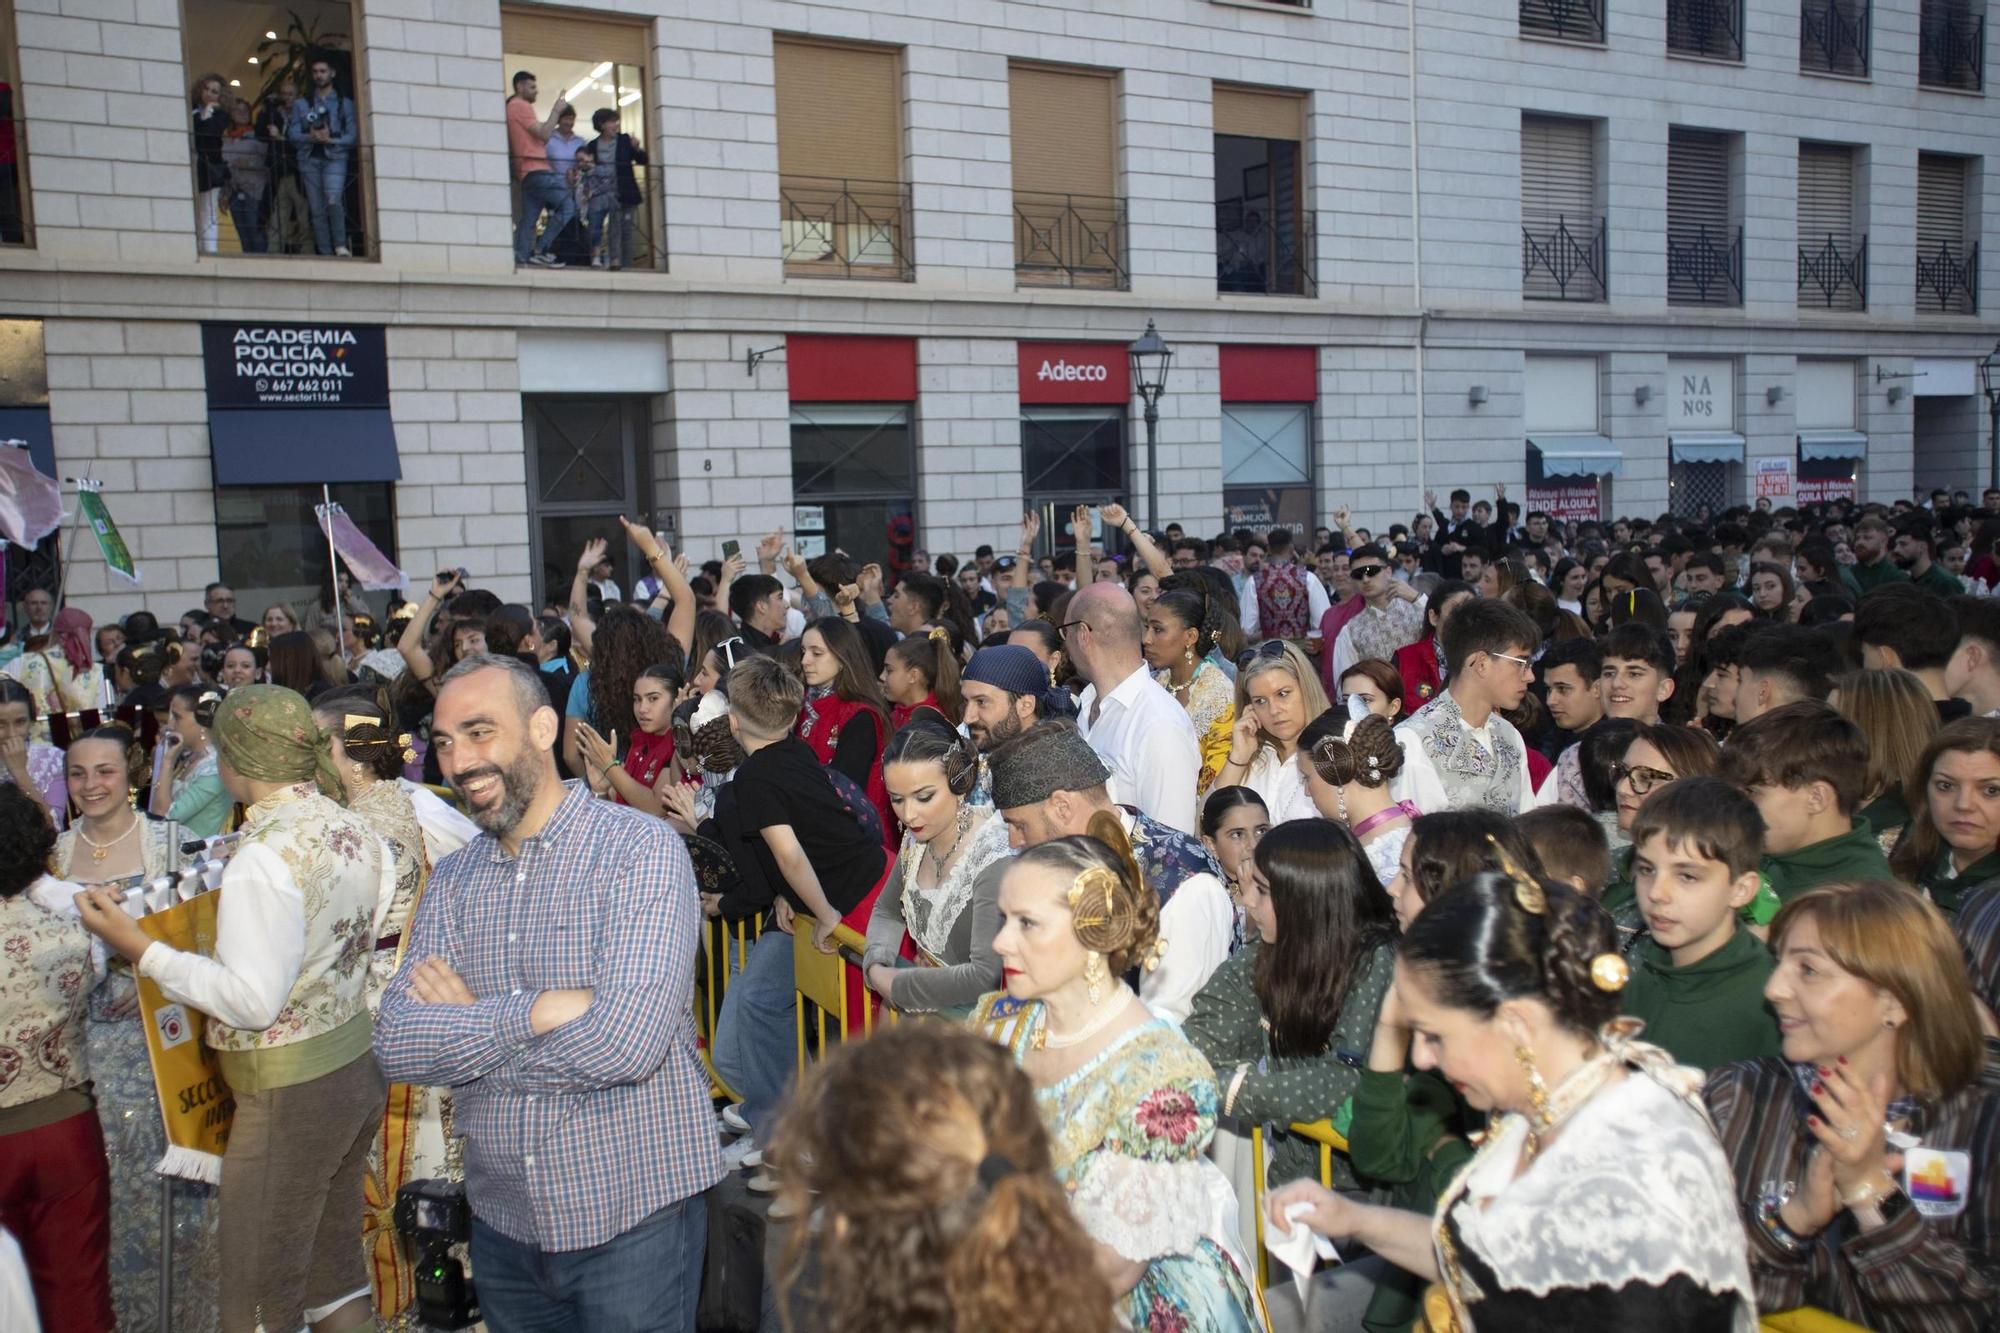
left=3, top=484, right=1999, bottom=1333
left=188, top=53, right=359, bottom=258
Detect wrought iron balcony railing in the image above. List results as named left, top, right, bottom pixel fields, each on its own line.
left=1917, top=240, right=1980, bottom=314
left=1668, top=0, right=1745, bottom=59
left=779, top=177, right=914, bottom=281
left=1801, top=0, right=1871, bottom=75
left=1216, top=208, right=1317, bottom=296
left=1919, top=6, right=1985, bottom=90
left=1667, top=223, right=1744, bottom=306
left=1521, top=0, right=1607, bottom=41
left=1014, top=192, right=1129, bottom=291
left=1523, top=216, right=1608, bottom=302
left=1798, top=234, right=1867, bottom=310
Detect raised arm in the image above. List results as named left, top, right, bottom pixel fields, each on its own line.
left=568, top=538, right=605, bottom=659
left=398, top=568, right=462, bottom=683
left=1101, top=503, right=1168, bottom=579
left=1070, top=505, right=1094, bottom=589
left=619, top=517, right=694, bottom=657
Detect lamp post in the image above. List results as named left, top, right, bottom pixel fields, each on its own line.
left=1980, top=340, right=2000, bottom=495
left=1128, top=320, right=1173, bottom=531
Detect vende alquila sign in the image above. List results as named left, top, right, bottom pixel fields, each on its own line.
left=1019, top=342, right=1130, bottom=405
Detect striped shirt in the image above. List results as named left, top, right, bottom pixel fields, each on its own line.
left=373, top=780, right=722, bottom=1251
left=1704, top=1053, right=2000, bottom=1331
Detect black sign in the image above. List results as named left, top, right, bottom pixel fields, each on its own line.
left=201, top=322, right=389, bottom=410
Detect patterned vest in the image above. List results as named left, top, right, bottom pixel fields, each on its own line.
left=1403, top=690, right=1526, bottom=815
left=1124, top=807, right=1225, bottom=911
left=206, top=785, right=383, bottom=1055
left=1257, top=560, right=1311, bottom=640
left=0, top=896, right=93, bottom=1108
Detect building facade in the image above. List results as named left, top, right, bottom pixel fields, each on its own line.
left=0, top=0, right=1994, bottom=619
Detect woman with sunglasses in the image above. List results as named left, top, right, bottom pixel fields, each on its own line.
left=1215, top=641, right=1331, bottom=825
left=1600, top=723, right=1723, bottom=947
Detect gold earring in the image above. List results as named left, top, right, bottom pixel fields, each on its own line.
left=1515, top=1045, right=1552, bottom=1130
left=1184, top=645, right=1195, bottom=665
left=1084, top=951, right=1107, bottom=1006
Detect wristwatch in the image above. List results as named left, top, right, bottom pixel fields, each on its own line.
left=1843, top=1175, right=1913, bottom=1229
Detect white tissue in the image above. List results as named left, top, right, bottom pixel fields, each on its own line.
left=1268, top=1200, right=1340, bottom=1301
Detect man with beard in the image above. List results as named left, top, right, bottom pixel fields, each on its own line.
left=374, top=654, right=721, bottom=1329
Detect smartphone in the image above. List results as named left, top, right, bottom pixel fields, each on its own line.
left=721, top=540, right=741, bottom=561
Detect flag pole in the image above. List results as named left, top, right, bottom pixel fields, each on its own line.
left=54, top=469, right=93, bottom=612
left=322, top=484, right=348, bottom=669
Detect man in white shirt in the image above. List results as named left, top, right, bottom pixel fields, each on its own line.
left=987, top=720, right=1234, bottom=1023
left=1064, top=582, right=1201, bottom=836
left=1330, top=543, right=1427, bottom=691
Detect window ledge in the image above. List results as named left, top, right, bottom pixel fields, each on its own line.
left=1916, top=82, right=1987, bottom=97
left=1799, top=67, right=1873, bottom=83
left=1666, top=51, right=1748, bottom=68
left=1211, top=0, right=1315, bottom=13
left=1519, top=33, right=1610, bottom=50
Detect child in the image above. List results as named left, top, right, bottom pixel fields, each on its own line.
left=1516, top=804, right=1611, bottom=897
left=1721, top=699, right=1890, bottom=904
left=1392, top=597, right=1546, bottom=815
left=1623, top=777, right=1783, bottom=1069
left=710, top=655, right=890, bottom=1145
left=1599, top=621, right=1676, bottom=724
left=579, top=661, right=680, bottom=813
left=1198, top=786, right=1270, bottom=895
left=879, top=628, right=961, bottom=730
left=588, top=107, right=649, bottom=270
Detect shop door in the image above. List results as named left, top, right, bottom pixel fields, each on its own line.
left=524, top=395, right=653, bottom=606
left=1023, top=407, right=1127, bottom=558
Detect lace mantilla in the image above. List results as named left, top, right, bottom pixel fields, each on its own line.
left=1445, top=1069, right=1755, bottom=1323
left=1070, top=1151, right=1238, bottom=1266
left=903, top=814, right=1010, bottom=962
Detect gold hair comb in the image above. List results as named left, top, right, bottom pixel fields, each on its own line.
left=927, top=626, right=950, bottom=643
left=1067, top=865, right=1121, bottom=929
left=1590, top=954, right=1630, bottom=991
left=1484, top=833, right=1546, bottom=916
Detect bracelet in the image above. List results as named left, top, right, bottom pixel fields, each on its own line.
left=599, top=761, right=620, bottom=779
left=1756, top=1191, right=1813, bottom=1256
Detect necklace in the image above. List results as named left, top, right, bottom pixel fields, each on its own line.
left=922, top=811, right=969, bottom=880
left=77, top=812, right=139, bottom=863
left=1039, top=987, right=1132, bottom=1050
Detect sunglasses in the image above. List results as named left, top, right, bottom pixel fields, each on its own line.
left=1235, top=640, right=1289, bottom=671
left=1348, top=564, right=1387, bottom=580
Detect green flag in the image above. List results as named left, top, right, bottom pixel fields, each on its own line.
left=77, top=486, right=139, bottom=586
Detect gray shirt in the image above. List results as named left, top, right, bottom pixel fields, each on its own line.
left=862, top=821, right=1010, bottom=1013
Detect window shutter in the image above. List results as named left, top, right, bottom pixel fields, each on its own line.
left=1213, top=85, right=1303, bottom=141
left=1521, top=115, right=1594, bottom=230
left=1917, top=153, right=1968, bottom=258
left=500, top=8, right=648, bottom=67
left=1668, top=129, right=1731, bottom=237
left=774, top=38, right=902, bottom=184
left=1797, top=143, right=1854, bottom=248
left=1010, top=64, right=1117, bottom=200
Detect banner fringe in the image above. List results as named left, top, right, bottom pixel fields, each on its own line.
left=155, top=1144, right=223, bottom=1185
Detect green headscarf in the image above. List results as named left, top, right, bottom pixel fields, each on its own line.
left=213, top=684, right=341, bottom=795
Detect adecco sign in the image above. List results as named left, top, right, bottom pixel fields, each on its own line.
left=1019, top=342, right=1130, bottom=406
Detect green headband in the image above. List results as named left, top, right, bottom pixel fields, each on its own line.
left=214, top=684, right=340, bottom=794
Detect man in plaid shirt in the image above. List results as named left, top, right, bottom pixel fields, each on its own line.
left=375, top=654, right=722, bottom=1328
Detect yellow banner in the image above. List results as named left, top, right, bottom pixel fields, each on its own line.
left=133, top=892, right=235, bottom=1182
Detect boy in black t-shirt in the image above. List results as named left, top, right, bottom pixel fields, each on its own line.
left=710, top=655, right=887, bottom=1145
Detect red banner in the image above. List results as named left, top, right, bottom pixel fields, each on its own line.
left=787, top=336, right=918, bottom=402
left=1527, top=482, right=1601, bottom=524
left=1018, top=342, right=1131, bottom=405
left=1220, top=345, right=1316, bottom=402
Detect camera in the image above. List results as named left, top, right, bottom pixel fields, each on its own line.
left=393, top=1178, right=479, bottom=1329
left=302, top=105, right=327, bottom=132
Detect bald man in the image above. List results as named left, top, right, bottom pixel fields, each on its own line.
left=1066, top=582, right=1202, bottom=835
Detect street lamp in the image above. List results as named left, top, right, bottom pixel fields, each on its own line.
left=1128, top=320, right=1174, bottom=531
left=1980, top=340, right=2000, bottom=494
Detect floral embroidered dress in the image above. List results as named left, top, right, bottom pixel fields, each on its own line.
left=1158, top=660, right=1234, bottom=796
left=52, top=816, right=221, bottom=1333
left=4, top=650, right=104, bottom=743
left=971, top=994, right=1262, bottom=1333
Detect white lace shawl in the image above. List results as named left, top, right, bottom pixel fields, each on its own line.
left=1070, top=1149, right=1252, bottom=1277
left=1446, top=1071, right=1756, bottom=1327
left=903, top=814, right=1010, bottom=962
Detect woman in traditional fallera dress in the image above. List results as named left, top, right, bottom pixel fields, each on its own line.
left=971, top=811, right=1261, bottom=1333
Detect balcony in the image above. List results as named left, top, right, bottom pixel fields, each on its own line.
left=1801, top=0, right=1871, bottom=75
left=1216, top=208, right=1316, bottom=296
left=1917, top=241, right=1980, bottom=314
left=1668, top=0, right=1745, bottom=60
left=512, top=162, right=665, bottom=271
left=1798, top=234, right=1867, bottom=310
left=197, top=133, right=375, bottom=259
left=1014, top=192, right=1128, bottom=290
left=1523, top=216, right=1607, bottom=302
left=1521, top=0, right=1606, bottom=41
left=1666, top=224, right=1744, bottom=306
left=1920, top=5, right=1986, bottom=90
left=779, top=177, right=914, bottom=281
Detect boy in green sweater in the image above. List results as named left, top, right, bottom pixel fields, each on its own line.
left=1623, top=777, right=1783, bottom=1068
left=1721, top=700, right=1891, bottom=903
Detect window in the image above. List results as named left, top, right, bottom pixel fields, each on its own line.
left=1521, top=0, right=1605, bottom=43
left=182, top=0, right=372, bottom=258
left=523, top=396, right=654, bottom=603
left=1797, top=143, right=1864, bottom=309
left=1668, top=0, right=1744, bottom=60
left=215, top=482, right=394, bottom=619
left=1801, top=0, right=1870, bottom=76
left=1525, top=356, right=1613, bottom=523
left=774, top=38, right=910, bottom=281
left=1916, top=153, right=1978, bottom=314
left=1796, top=360, right=1864, bottom=503
left=1920, top=0, right=1985, bottom=90
left=1521, top=114, right=1604, bottom=302
left=0, top=0, right=29, bottom=246
left=1213, top=85, right=1312, bottom=296
left=1666, top=128, right=1741, bottom=307
left=790, top=405, right=916, bottom=570
left=1223, top=405, right=1312, bottom=530
left=1010, top=63, right=1124, bottom=290
left=501, top=7, right=658, bottom=271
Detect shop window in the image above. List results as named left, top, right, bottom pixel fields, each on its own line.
left=790, top=405, right=916, bottom=571
left=0, top=0, right=31, bottom=247
left=214, top=481, right=394, bottom=620
left=181, top=0, right=374, bottom=259
left=1222, top=404, right=1312, bottom=530
left=502, top=6, right=660, bottom=271
left=1022, top=407, right=1125, bottom=497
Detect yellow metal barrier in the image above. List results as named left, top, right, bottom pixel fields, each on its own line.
left=1244, top=1118, right=1352, bottom=1297
left=1760, top=1312, right=1871, bottom=1333
left=698, top=912, right=763, bottom=1102
left=794, top=923, right=879, bottom=1075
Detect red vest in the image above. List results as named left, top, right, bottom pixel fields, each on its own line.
left=1395, top=637, right=1444, bottom=710
left=797, top=694, right=897, bottom=852
left=1257, top=560, right=1310, bottom=640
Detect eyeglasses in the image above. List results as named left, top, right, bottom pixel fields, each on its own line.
left=1485, top=650, right=1534, bottom=674
left=1235, top=640, right=1288, bottom=671
left=1056, top=619, right=1091, bottom=641
left=1348, top=564, right=1387, bottom=580
left=715, top=636, right=747, bottom=670
left=1612, top=762, right=1676, bottom=795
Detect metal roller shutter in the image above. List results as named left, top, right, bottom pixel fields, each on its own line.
left=1797, top=143, right=1853, bottom=248
left=1918, top=154, right=1968, bottom=258
left=1213, top=85, right=1304, bottom=141
left=500, top=7, right=648, bottom=67
left=1521, top=115, right=1594, bottom=229
left=1668, top=127, right=1735, bottom=303
left=1010, top=64, right=1117, bottom=200
left=774, top=38, right=902, bottom=184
